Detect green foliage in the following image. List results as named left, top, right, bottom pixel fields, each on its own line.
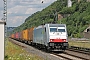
left=10, top=0, right=90, bottom=38
left=59, top=6, right=76, bottom=14
left=61, top=1, right=90, bottom=38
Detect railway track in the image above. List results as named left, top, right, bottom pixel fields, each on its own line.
left=67, top=48, right=90, bottom=55
left=52, top=52, right=73, bottom=60
left=69, top=46, right=90, bottom=52
left=9, top=38, right=90, bottom=60
left=52, top=52, right=89, bottom=60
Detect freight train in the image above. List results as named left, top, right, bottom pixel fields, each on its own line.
left=10, top=24, right=69, bottom=51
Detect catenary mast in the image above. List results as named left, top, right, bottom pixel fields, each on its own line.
left=3, top=0, right=7, bottom=37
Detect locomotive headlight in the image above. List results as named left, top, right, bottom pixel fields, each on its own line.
left=50, top=40, right=52, bottom=41
left=50, top=39, right=54, bottom=42
left=50, top=39, right=53, bottom=42
left=64, top=40, right=66, bottom=41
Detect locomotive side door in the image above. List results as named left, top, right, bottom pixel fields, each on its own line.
left=43, top=27, right=47, bottom=45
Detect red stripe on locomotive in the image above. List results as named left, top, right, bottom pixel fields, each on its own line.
left=50, top=39, right=66, bottom=42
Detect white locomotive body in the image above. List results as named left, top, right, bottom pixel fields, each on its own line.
left=33, top=24, right=68, bottom=51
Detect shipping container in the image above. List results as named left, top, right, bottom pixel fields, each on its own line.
left=18, top=32, right=20, bottom=39
left=22, top=29, right=29, bottom=41
left=11, top=34, right=14, bottom=38
left=15, top=32, right=19, bottom=39
left=19, top=32, right=21, bottom=39
left=22, top=27, right=34, bottom=44
left=14, top=33, right=16, bottom=39
left=29, top=27, right=34, bottom=41
left=22, top=30, right=24, bottom=40
left=28, top=27, right=34, bottom=44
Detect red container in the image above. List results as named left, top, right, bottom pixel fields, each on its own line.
left=18, top=32, right=20, bottom=39
left=15, top=32, right=19, bottom=39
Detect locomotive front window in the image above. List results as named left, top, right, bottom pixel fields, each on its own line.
left=58, top=29, right=65, bottom=32
left=50, top=28, right=57, bottom=32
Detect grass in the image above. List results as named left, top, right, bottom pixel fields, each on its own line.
left=68, top=40, right=90, bottom=48
left=5, top=38, right=44, bottom=60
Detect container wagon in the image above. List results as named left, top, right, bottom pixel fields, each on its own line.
left=15, top=32, right=19, bottom=40
left=19, top=31, right=23, bottom=42
left=11, top=34, right=15, bottom=39
left=22, top=29, right=29, bottom=43
left=22, top=27, right=34, bottom=44
left=28, top=27, right=34, bottom=44
left=33, top=24, right=68, bottom=51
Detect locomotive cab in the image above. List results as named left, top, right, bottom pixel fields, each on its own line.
left=33, top=24, right=68, bottom=51
left=47, top=24, right=68, bottom=51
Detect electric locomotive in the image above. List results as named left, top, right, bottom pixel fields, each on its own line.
left=33, top=24, right=68, bottom=51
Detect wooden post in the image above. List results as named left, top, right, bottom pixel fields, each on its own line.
left=0, top=20, right=6, bottom=60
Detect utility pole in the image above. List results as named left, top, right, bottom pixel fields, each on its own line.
left=3, top=0, right=7, bottom=37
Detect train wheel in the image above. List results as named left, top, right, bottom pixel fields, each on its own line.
left=25, top=41, right=27, bottom=44
left=28, top=41, right=31, bottom=45
left=47, top=47, right=51, bottom=53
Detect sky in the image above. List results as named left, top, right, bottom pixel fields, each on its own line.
left=0, top=0, right=57, bottom=27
